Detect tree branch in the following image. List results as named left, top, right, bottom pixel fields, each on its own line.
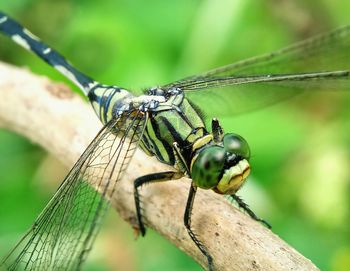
left=0, top=62, right=319, bottom=271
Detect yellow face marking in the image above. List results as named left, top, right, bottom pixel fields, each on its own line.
left=216, top=159, right=250, bottom=194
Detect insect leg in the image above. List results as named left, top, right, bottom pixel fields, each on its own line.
left=134, top=171, right=182, bottom=236
left=184, top=182, right=214, bottom=271
left=229, top=194, right=271, bottom=228
left=173, top=142, right=190, bottom=174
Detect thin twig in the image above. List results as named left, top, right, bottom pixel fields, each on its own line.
left=0, top=62, right=319, bottom=271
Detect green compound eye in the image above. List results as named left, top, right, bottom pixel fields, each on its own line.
left=223, top=133, right=250, bottom=159
left=191, top=146, right=226, bottom=189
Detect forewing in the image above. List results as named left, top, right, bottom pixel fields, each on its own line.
left=182, top=72, right=349, bottom=117
left=162, top=25, right=350, bottom=118
left=1, top=110, right=147, bottom=271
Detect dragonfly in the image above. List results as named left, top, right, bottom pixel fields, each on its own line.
left=0, top=11, right=350, bottom=271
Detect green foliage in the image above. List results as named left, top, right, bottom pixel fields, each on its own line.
left=0, top=1, right=349, bottom=270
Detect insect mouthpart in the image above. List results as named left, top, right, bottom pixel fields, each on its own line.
left=214, top=159, right=250, bottom=194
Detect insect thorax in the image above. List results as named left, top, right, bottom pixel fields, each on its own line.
left=88, top=84, right=208, bottom=172
left=138, top=88, right=207, bottom=171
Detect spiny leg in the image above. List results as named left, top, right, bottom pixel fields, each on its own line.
left=134, top=171, right=182, bottom=236
left=229, top=194, right=271, bottom=228
left=184, top=183, right=214, bottom=271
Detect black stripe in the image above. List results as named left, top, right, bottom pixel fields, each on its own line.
left=99, top=88, right=109, bottom=122
left=103, top=88, right=120, bottom=123
left=158, top=116, right=184, bottom=145
left=141, top=129, right=151, bottom=149
left=87, top=88, right=101, bottom=104
left=150, top=117, right=175, bottom=165
left=146, top=131, right=164, bottom=161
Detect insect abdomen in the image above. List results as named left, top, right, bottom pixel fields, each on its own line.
left=88, top=85, right=133, bottom=124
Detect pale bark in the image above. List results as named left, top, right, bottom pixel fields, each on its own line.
left=0, top=62, right=319, bottom=271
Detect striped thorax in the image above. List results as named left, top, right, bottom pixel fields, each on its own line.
left=88, top=83, right=252, bottom=194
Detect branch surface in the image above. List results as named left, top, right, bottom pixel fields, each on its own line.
left=0, top=62, right=319, bottom=271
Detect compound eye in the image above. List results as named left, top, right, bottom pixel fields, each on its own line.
left=191, top=146, right=226, bottom=189
left=223, top=133, right=250, bottom=159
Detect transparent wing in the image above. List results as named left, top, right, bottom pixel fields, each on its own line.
left=180, top=71, right=349, bottom=117
left=1, top=110, right=147, bottom=271
left=162, top=25, right=350, bottom=118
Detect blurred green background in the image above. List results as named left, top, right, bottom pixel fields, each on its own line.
left=0, top=0, right=350, bottom=270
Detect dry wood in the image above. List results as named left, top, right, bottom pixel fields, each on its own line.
left=0, top=61, right=319, bottom=271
